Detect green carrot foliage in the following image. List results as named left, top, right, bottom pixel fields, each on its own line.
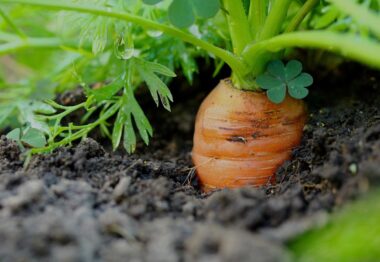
left=0, top=0, right=380, bottom=154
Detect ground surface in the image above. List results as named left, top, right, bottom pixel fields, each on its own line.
left=0, top=63, right=380, bottom=262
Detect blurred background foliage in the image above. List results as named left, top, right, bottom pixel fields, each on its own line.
left=290, top=189, right=380, bottom=262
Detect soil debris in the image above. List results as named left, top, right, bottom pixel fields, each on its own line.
left=0, top=64, right=379, bottom=261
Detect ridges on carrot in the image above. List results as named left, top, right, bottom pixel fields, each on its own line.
left=192, top=79, right=307, bottom=191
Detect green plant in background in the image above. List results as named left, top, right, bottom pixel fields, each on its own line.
left=0, top=0, right=380, bottom=155
left=289, top=189, right=380, bottom=262
left=6, top=126, right=46, bottom=149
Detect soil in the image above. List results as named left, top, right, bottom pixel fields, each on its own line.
left=1, top=63, right=380, bottom=262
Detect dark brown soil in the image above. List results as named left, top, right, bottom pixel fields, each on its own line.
left=1, top=63, right=380, bottom=261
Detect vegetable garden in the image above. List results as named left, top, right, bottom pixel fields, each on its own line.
left=0, top=0, right=380, bottom=261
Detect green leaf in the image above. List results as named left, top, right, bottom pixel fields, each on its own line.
left=30, top=101, right=56, bottom=114
left=114, top=33, right=135, bottom=60
left=268, top=60, right=286, bottom=81
left=100, top=122, right=112, bottom=139
left=89, top=77, right=124, bottom=102
left=21, top=128, right=47, bottom=148
left=168, top=0, right=195, bottom=28
left=112, top=109, right=125, bottom=149
left=131, top=103, right=153, bottom=145
left=141, top=70, right=173, bottom=110
left=17, top=103, right=50, bottom=134
left=123, top=114, right=137, bottom=154
left=142, top=0, right=162, bottom=5
left=258, top=60, right=313, bottom=103
left=121, top=91, right=153, bottom=148
left=285, top=60, right=303, bottom=81
left=288, top=85, right=309, bottom=99
left=91, top=18, right=108, bottom=54
left=266, top=84, right=287, bottom=104
left=192, top=0, right=220, bottom=19
left=242, top=0, right=250, bottom=15
left=256, top=74, right=283, bottom=90
left=314, top=6, right=340, bottom=29
left=135, top=59, right=174, bottom=111
left=289, top=73, right=314, bottom=87
left=144, top=60, right=176, bottom=77
left=6, top=128, right=21, bottom=142
left=176, top=41, right=197, bottom=83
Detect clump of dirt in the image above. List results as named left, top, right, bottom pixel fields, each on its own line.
left=0, top=63, right=380, bottom=261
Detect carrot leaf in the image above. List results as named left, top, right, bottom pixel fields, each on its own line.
left=135, top=58, right=175, bottom=111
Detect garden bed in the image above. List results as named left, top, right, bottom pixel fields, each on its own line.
left=0, top=63, right=380, bottom=261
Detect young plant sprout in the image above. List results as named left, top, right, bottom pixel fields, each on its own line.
left=1, top=0, right=380, bottom=190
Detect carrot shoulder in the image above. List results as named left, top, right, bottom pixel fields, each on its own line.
left=192, top=79, right=307, bottom=191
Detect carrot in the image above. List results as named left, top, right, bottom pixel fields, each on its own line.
left=192, top=79, right=307, bottom=191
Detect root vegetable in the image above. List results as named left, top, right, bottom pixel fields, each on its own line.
left=192, top=79, right=306, bottom=191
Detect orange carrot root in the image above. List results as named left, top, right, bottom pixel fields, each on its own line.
left=192, top=79, right=307, bottom=191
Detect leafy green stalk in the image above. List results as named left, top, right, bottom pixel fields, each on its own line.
left=328, top=0, right=380, bottom=38
left=245, top=0, right=293, bottom=83
left=243, top=31, right=380, bottom=70
left=4, top=0, right=378, bottom=87
left=220, top=0, right=254, bottom=88
left=259, top=0, right=293, bottom=41
left=2, top=0, right=380, bottom=153
left=221, top=0, right=252, bottom=55
left=249, top=0, right=268, bottom=38
left=14, top=54, right=177, bottom=154
left=30, top=102, right=121, bottom=155
left=285, top=0, right=320, bottom=33
left=0, top=37, right=61, bottom=55
left=0, top=0, right=247, bottom=75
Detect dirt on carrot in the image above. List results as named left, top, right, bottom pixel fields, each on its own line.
left=0, top=63, right=380, bottom=261
left=192, top=79, right=306, bottom=190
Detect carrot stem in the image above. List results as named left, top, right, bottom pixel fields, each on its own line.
left=243, top=0, right=293, bottom=85
left=284, top=0, right=319, bottom=33
left=243, top=31, right=380, bottom=71
left=0, top=0, right=247, bottom=75
left=221, top=0, right=252, bottom=55
left=249, top=0, right=268, bottom=39
left=258, top=0, right=293, bottom=41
